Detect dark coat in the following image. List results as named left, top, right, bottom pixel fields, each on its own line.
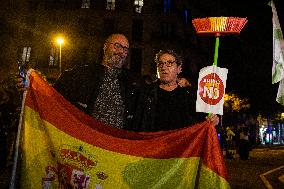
left=131, top=82, right=205, bottom=132
left=53, top=63, right=141, bottom=129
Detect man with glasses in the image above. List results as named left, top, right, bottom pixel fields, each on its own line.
left=54, top=33, right=138, bottom=129
left=131, top=49, right=219, bottom=132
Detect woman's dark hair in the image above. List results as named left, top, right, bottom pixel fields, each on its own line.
left=154, top=49, right=183, bottom=66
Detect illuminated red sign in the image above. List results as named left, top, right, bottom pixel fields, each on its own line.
left=198, top=73, right=224, bottom=105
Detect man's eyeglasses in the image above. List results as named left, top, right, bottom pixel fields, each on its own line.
left=109, top=42, right=129, bottom=53
left=157, top=61, right=176, bottom=68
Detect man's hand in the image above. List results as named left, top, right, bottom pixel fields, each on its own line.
left=206, top=114, right=219, bottom=126
left=177, top=78, right=191, bottom=87
left=15, top=76, right=27, bottom=91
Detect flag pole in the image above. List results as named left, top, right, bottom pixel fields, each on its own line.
left=9, top=96, right=24, bottom=189
left=9, top=70, right=31, bottom=189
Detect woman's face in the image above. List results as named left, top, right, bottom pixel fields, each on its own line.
left=157, top=53, right=181, bottom=84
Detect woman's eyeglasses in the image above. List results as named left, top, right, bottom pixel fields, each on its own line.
left=157, top=61, right=176, bottom=68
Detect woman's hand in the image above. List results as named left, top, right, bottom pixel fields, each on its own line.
left=206, top=114, right=219, bottom=126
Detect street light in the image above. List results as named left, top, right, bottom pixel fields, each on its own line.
left=56, top=37, right=64, bottom=74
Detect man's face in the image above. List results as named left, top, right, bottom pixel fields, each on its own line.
left=157, top=53, right=181, bottom=84
left=104, top=34, right=129, bottom=68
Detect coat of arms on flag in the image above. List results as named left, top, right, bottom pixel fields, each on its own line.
left=12, top=69, right=230, bottom=189
left=196, top=65, right=228, bottom=115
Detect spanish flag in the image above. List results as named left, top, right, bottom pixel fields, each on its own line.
left=17, top=70, right=230, bottom=188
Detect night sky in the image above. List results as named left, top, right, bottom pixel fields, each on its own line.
left=190, top=0, right=284, bottom=115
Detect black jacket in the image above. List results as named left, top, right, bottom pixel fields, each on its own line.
left=53, top=63, right=141, bottom=129
left=131, top=82, right=205, bottom=132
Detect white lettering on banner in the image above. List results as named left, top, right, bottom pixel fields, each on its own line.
left=203, top=78, right=220, bottom=85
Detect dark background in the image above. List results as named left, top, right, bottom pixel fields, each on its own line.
left=0, top=0, right=284, bottom=116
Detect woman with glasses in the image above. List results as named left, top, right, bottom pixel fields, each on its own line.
left=131, top=50, right=218, bottom=132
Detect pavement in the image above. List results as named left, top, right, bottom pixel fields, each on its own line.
left=226, top=145, right=284, bottom=189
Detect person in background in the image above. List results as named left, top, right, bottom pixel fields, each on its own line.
left=130, top=49, right=219, bottom=132
left=225, top=126, right=235, bottom=159
left=239, top=127, right=250, bottom=160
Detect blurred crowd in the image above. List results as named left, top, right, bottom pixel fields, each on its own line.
left=219, top=124, right=253, bottom=160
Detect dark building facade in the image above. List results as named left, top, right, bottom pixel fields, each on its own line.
left=1, top=0, right=284, bottom=115
left=0, top=0, right=213, bottom=83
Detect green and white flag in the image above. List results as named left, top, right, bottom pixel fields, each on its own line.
left=270, top=0, right=284, bottom=84
left=276, top=80, right=284, bottom=105
left=270, top=0, right=284, bottom=106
